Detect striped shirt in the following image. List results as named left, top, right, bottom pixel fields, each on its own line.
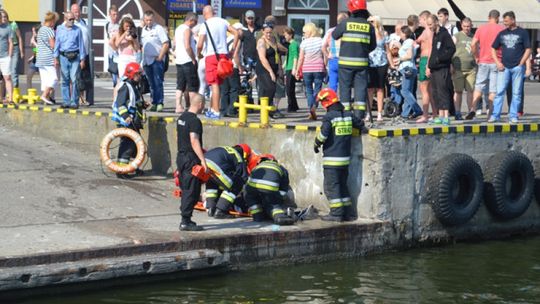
left=300, top=37, right=325, bottom=73
left=36, top=27, right=55, bottom=68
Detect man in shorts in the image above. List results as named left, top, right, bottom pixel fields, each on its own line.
left=465, top=10, right=504, bottom=120
left=174, top=12, right=199, bottom=113
left=197, top=5, right=239, bottom=119
left=0, top=9, right=13, bottom=103
left=415, top=10, right=434, bottom=123
left=452, top=17, right=476, bottom=120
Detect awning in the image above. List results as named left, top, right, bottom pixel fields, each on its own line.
left=367, top=0, right=540, bottom=29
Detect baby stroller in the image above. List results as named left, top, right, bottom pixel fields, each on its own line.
left=383, top=68, right=403, bottom=118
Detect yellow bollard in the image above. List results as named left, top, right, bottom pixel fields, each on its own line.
left=23, top=88, right=40, bottom=105
left=12, top=87, right=22, bottom=104
left=238, top=95, right=248, bottom=124
left=260, top=97, right=270, bottom=125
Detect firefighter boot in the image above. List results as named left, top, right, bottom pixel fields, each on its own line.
left=214, top=208, right=235, bottom=219
left=274, top=213, right=294, bottom=225
left=179, top=218, right=204, bottom=231
left=321, top=207, right=345, bottom=222
left=343, top=205, right=357, bottom=222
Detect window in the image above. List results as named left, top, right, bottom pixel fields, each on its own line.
left=288, top=0, right=329, bottom=10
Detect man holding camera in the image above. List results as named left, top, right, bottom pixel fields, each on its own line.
left=141, top=10, right=169, bottom=112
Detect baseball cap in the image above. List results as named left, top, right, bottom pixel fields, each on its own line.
left=246, top=10, right=255, bottom=18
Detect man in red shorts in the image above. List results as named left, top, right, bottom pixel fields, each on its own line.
left=197, top=5, right=239, bottom=119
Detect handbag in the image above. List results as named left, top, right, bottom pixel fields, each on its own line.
left=107, top=57, right=118, bottom=75
left=139, top=74, right=150, bottom=95
left=203, top=22, right=234, bottom=79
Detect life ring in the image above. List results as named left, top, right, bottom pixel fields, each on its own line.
left=484, top=151, right=534, bottom=220
left=100, top=128, right=146, bottom=174
left=426, top=153, right=484, bottom=226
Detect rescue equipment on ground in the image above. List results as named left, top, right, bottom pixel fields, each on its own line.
left=100, top=128, right=146, bottom=174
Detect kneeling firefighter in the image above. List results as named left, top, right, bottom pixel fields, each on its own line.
left=314, top=88, right=363, bottom=221
left=204, top=144, right=252, bottom=218
left=244, top=154, right=294, bottom=225
left=111, top=62, right=150, bottom=179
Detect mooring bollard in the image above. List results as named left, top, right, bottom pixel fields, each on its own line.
left=12, top=87, right=22, bottom=104
left=23, top=88, right=40, bottom=105
left=233, top=95, right=276, bottom=126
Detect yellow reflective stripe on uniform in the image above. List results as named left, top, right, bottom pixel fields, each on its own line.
left=206, top=189, right=219, bottom=198
left=343, top=104, right=352, bottom=111
left=271, top=208, right=285, bottom=217
left=249, top=204, right=262, bottom=215
left=342, top=37, right=370, bottom=44
left=206, top=159, right=233, bottom=189
left=247, top=178, right=280, bottom=192
left=329, top=198, right=344, bottom=208
left=255, top=163, right=283, bottom=176
left=342, top=197, right=352, bottom=206
left=323, top=156, right=351, bottom=166
left=223, top=146, right=243, bottom=163
left=353, top=101, right=366, bottom=110
left=338, top=60, right=369, bottom=67
left=220, top=190, right=236, bottom=203
left=316, top=132, right=327, bottom=142
left=118, top=106, right=128, bottom=115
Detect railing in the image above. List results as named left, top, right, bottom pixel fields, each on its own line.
left=233, top=95, right=276, bottom=126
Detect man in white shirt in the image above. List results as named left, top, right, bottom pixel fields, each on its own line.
left=141, top=10, right=170, bottom=112
left=173, top=12, right=199, bottom=113
left=106, top=5, right=119, bottom=86
left=196, top=5, right=239, bottom=119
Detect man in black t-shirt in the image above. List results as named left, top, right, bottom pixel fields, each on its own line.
left=176, top=93, right=206, bottom=231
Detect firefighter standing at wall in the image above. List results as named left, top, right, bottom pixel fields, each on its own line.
left=111, top=62, right=149, bottom=179
left=332, top=0, right=376, bottom=119
left=244, top=154, right=295, bottom=225
left=314, top=88, right=363, bottom=221
left=176, top=93, right=206, bottom=231
left=205, top=144, right=252, bottom=218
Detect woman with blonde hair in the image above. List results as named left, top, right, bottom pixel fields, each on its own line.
left=296, top=22, right=326, bottom=120
left=36, top=11, right=58, bottom=104
left=110, top=16, right=140, bottom=77
left=367, top=15, right=390, bottom=121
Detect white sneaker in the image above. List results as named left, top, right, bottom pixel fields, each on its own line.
left=476, top=109, right=482, bottom=116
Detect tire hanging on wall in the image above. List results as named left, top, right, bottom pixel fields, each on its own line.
left=426, top=153, right=484, bottom=226
left=100, top=128, right=146, bottom=174
left=484, top=151, right=534, bottom=220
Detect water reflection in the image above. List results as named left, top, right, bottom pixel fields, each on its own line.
left=22, top=237, right=540, bottom=304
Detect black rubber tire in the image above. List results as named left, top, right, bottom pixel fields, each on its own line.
left=426, top=154, right=484, bottom=226
left=535, top=178, right=540, bottom=205
left=484, top=151, right=534, bottom=220
left=384, top=101, right=400, bottom=118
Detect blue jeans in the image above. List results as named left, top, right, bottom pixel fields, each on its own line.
left=144, top=59, right=165, bottom=105
left=400, top=69, right=422, bottom=118
left=59, top=55, right=81, bottom=106
left=303, top=72, right=324, bottom=109
left=328, top=58, right=339, bottom=92
left=10, top=47, right=19, bottom=87
left=492, top=65, right=525, bottom=120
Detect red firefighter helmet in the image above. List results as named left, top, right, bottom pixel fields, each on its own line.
left=260, top=154, right=277, bottom=162
left=124, top=62, right=142, bottom=80
left=317, top=88, right=339, bottom=109
left=347, top=0, right=366, bottom=13
left=247, top=152, right=261, bottom=174
left=236, top=143, right=252, bottom=160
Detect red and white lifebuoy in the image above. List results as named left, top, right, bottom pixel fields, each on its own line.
left=100, top=128, right=146, bottom=174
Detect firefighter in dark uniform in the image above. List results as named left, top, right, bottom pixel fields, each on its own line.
left=111, top=62, right=149, bottom=179
left=314, top=88, right=363, bottom=222
left=205, top=144, right=252, bottom=219
left=244, top=154, right=294, bottom=225
left=332, top=0, right=376, bottom=119
left=176, top=93, right=206, bottom=231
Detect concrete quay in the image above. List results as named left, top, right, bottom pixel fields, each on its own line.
left=2, top=80, right=540, bottom=298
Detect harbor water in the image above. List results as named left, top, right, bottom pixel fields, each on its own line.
left=21, top=236, right=540, bottom=304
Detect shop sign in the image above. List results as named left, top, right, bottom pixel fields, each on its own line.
left=224, top=0, right=262, bottom=8
left=167, top=0, right=208, bottom=12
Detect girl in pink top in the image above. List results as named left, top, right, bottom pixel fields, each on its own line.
left=110, top=16, right=140, bottom=77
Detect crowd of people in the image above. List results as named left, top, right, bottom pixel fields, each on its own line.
left=0, top=1, right=537, bottom=124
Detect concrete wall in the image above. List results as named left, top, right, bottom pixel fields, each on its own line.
left=3, top=107, right=540, bottom=243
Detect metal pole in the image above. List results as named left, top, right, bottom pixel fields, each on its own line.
left=88, top=0, right=94, bottom=89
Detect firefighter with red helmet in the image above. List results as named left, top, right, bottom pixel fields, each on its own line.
left=332, top=0, right=376, bottom=119
left=204, top=144, right=252, bottom=218
left=111, top=62, right=150, bottom=179
left=244, top=154, right=294, bottom=225
left=314, top=88, right=363, bottom=221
